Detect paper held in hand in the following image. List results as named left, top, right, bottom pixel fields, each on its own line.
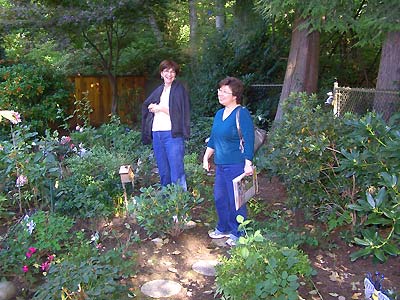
left=232, top=167, right=258, bottom=210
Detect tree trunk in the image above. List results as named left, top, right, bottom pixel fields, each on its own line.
left=108, top=72, right=118, bottom=115
left=274, top=17, right=320, bottom=122
left=373, top=31, right=400, bottom=122
left=148, top=13, right=164, bottom=48
left=215, top=0, right=225, bottom=30
left=189, top=0, right=198, bottom=57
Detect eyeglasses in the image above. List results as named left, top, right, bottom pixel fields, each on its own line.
left=217, top=88, right=233, bottom=95
left=162, top=69, right=176, bottom=74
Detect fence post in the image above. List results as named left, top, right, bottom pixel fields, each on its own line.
left=333, top=81, right=339, bottom=116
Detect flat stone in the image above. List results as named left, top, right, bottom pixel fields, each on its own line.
left=0, top=281, right=17, bottom=300
left=192, top=260, right=220, bottom=276
left=141, top=279, right=182, bottom=298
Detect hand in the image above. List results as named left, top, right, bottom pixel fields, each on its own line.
left=148, top=103, right=159, bottom=113
left=244, top=163, right=253, bottom=176
left=202, top=158, right=210, bottom=171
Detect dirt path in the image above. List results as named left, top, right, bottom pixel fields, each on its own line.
left=123, top=176, right=399, bottom=300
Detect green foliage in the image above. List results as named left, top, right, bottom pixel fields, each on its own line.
left=265, top=93, right=353, bottom=219
left=265, top=92, right=400, bottom=262
left=132, top=184, right=203, bottom=237
left=215, top=219, right=314, bottom=300
left=0, top=63, right=72, bottom=134
left=0, top=124, right=62, bottom=211
left=56, top=145, right=126, bottom=218
left=184, top=152, right=213, bottom=200
left=259, top=210, right=319, bottom=248
left=0, top=211, right=74, bottom=278
left=188, top=24, right=287, bottom=117
left=32, top=248, right=135, bottom=300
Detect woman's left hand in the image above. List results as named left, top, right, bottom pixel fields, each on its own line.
left=244, top=159, right=253, bottom=176
left=244, top=164, right=253, bottom=176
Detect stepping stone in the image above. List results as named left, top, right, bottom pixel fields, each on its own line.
left=141, top=279, right=182, bottom=298
left=192, top=260, right=220, bottom=276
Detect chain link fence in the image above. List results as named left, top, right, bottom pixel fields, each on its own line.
left=332, top=82, right=400, bottom=120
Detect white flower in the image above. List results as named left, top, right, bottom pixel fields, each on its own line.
left=26, top=220, right=36, bottom=235
left=16, top=175, right=28, bottom=187
left=90, top=232, right=99, bottom=243
left=172, top=215, right=179, bottom=224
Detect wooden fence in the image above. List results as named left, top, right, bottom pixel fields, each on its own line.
left=71, top=75, right=146, bottom=127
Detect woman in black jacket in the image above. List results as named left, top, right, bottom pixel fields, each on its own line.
left=141, top=60, right=190, bottom=190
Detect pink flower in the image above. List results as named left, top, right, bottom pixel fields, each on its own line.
left=48, top=255, right=55, bottom=261
left=28, top=247, right=37, bottom=254
left=26, top=247, right=37, bottom=257
left=16, top=174, right=28, bottom=187
left=22, top=265, right=29, bottom=273
left=11, top=111, right=22, bottom=124
left=40, top=261, right=50, bottom=272
left=60, top=136, right=71, bottom=145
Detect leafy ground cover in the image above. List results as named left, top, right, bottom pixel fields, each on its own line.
left=127, top=176, right=399, bottom=300
left=3, top=176, right=395, bottom=300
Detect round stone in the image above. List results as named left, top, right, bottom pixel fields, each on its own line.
left=141, top=279, right=182, bottom=298
left=192, top=260, right=220, bottom=276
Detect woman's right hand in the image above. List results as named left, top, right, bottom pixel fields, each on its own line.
left=202, top=157, right=210, bottom=171
left=202, top=147, right=215, bottom=171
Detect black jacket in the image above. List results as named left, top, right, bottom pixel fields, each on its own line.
left=141, top=80, right=190, bottom=144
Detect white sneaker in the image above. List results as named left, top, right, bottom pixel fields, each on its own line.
left=208, top=229, right=230, bottom=239
left=225, top=238, right=237, bottom=247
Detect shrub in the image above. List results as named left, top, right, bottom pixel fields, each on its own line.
left=216, top=222, right=314, bottom=300
left=0, top=63, right=72, bottom=134
left=56, top=145, right=127, bottom=218
left=0, top=211, right=74, bottom=281
left=265, top=92, right=400, bottom=261
left=132, top=184, right=203, bottom=237
left=32, top=248, right=135, bottom=300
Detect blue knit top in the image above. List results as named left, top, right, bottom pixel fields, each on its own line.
left=207, top=106, right=254, bottom=164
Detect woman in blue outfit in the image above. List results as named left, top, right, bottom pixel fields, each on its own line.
left=202, top=77, right=254, bottom=247
left=141, top=60, right=190, bottom=190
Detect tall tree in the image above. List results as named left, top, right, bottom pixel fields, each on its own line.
left=274, top=17, right=320, bottom=121
left=373, top=32, right=400, bottom=121
left=353, top=0, right=400, bottom=121
left=256, top=0, right=400, bottom=122
left=215, top=0, right=225, bottom=30
left=189, top=0, right=198, bottom=57
left=256, top=1, right=321, bottom=122
left=1, top=0, right=155, bottom=115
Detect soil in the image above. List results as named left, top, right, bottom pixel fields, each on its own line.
left=4, top=176, right=400, bottom=299
left=102, top=176, right=399, bottom=300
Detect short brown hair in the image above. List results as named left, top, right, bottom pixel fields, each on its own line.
left=219, top=77, right=244, bottom=104
left=159, top=60, right=180, bottom=76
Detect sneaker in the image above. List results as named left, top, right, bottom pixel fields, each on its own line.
left=208, top=229, right=230, bottom=239
left=225, top=238, right=237, bottom=247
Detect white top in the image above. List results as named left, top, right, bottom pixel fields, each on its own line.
left=152, top=86, right=172, bottom=131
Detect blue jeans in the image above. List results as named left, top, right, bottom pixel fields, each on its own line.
left=152, top=130, right=187, bottom=190
left=214, top=163, right=247, bottom=238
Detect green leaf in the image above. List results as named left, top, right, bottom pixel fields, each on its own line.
left=353, top=237, right=371, bottom=246
left=382, top=243, right=400, bottom=256
left=366, top=193, right=376, bottom=209
left=350, top=247, right=372, bottom=261
left=373, top=248, right=386, bottom=263
left=240, top=247, right=250, bottom=259
left=375, top=187, right=386, bottom=207
left=236, top=215, right=245, bottom=223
